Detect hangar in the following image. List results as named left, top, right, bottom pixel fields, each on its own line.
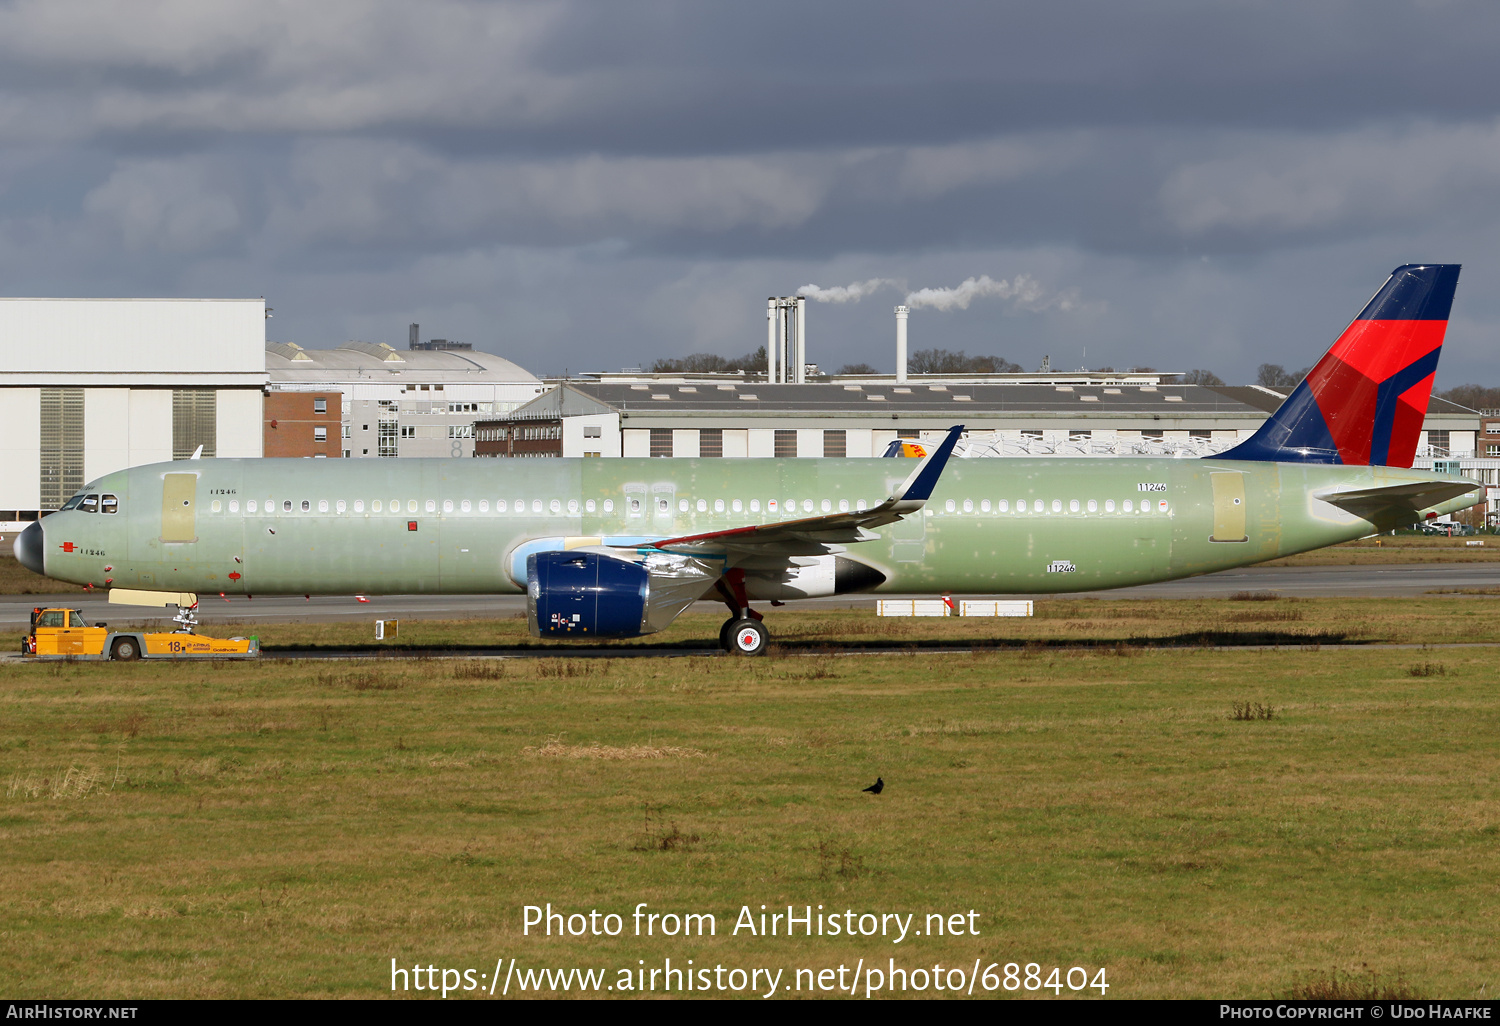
left=0, top=298, right=266, bottom=532
left=473, top=375, right=1480, bottom=461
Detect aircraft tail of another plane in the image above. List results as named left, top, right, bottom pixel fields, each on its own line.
left=1217, top=264, right=1461, bottom=468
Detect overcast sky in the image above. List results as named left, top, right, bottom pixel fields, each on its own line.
left=3, top=0, right=1499, bottom=385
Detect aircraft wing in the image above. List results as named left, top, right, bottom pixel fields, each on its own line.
left=1316, top=479, right=1482, bottom=514
left=646, top=425, right=964, bottom=558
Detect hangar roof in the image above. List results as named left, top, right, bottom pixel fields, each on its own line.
left=494, top=380, right=1479, bottom=427
left=266, top=341, right=539, bottom=384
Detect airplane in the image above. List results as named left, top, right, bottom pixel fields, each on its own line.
left=12, top=264, right=1483, bottom=655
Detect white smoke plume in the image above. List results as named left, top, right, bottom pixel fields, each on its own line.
left=904, top=273, right=1076, bottom=312
left=796, top=278, right=901, bottom=303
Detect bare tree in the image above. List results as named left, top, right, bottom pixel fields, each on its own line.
left=906, top=348, right=1023, bottom=374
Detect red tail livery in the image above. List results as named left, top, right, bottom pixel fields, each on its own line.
left=1219, top=264, right=1460, bottom=467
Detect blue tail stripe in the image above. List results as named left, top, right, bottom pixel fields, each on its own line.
left=1368, top=347, right=1441, bottom=466
left=1357, top=264, right=1461, bottom=321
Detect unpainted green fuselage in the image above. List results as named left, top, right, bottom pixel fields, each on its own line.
left=35, top=456, right=1477, bottom=597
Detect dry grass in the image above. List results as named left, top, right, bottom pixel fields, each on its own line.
left=1288, top=966, right=1420, bottom=1000
left=524, top=736, right=708, bottom=760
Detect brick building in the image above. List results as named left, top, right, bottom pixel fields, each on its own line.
left=263, top=391, right=342, bottom=458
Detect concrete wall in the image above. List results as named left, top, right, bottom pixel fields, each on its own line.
left=82, top=387, right=130, bottom=483
left=0, top=299, right=265, bottom=384
left=622, top=429, right=650, bottom=457
left=218, top=389, right=263, bottom=458
left=0, top=388, right=41, bottom=512
left=127, top=390, right=173, bottom=468
left=562, top=414, right=620, bottom=458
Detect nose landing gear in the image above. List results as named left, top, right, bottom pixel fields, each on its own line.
left=715, top=571, right=768, bottom=655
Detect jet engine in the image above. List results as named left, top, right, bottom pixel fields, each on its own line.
left=527, top=551, right=650, bottom=638
left=742, top=555, right=886, bottom=601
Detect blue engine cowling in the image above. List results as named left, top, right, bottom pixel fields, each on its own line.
left=527, top=551, right=649, bottom=638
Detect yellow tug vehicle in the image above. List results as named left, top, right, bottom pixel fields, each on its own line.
left=23, top=606, right=258, bottom=661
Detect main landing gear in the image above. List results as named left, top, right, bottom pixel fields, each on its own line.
left=715, top=572, right=769, bottom=656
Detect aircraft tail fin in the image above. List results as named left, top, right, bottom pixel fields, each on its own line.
left=1218, top=264, right=1460, bottom=467
left=882, top=439, right=928, bottom=458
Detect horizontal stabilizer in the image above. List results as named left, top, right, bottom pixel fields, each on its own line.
left=1317, top=480, right=1480, bottom=513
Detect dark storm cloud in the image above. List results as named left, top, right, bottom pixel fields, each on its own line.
left=0, top=0, right=1498, bottom=383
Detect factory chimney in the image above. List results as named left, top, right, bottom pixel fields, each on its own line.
left=794, top=296, right=807, bottom=384
left=895, top=305, right=909, bottom=383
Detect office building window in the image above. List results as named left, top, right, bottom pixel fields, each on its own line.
left=774, top=429, right=797, bottom=457
left=823, top=430, right=846, bottom=457
left=650, top=428, right=673, bottom=457
left=699, top=429, right=723, bottom=457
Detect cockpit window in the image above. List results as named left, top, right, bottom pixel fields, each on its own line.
left=60, top=494, right=85, bottom=511
left=80, top=494, right=99, bottom=513
left=101, top=494, right=119, bottom=514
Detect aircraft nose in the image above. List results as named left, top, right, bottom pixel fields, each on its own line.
left=13, top=521, right=44, bottom=576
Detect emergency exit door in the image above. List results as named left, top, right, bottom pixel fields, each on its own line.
left=161, top=473, right=198, bottom=543
left=1209, top=472, right=1247, bottom=543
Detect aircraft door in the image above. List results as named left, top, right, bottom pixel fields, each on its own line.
left=651, top=482, right=676, bottom=522
left=622, top=483, right=647, bottom=520
left=160, top=473, right=198, bottom=543
left=1209, top=472, right=1248, bottom=543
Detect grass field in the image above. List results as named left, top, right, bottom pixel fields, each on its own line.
left=2, top=599, right=1497, bottom=999
left=9, top=594, right=1499, bottom=656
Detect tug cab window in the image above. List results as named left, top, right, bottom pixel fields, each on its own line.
left=36, top=610, right=65, bottom=628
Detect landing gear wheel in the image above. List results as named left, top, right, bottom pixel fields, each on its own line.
left=728, top=618, right=768, bottom=656
left=719, top=618, right=737, bottom=652
left=111, top=637, right=141, bottom=662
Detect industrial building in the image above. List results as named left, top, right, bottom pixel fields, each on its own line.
left=0, top=298, right=266, bottom=531
left=265, top=330, right=545, bottom=459
left=473, top=376, right=1480, bottom=461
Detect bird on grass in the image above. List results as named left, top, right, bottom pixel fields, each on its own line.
left=862, top=777, right=884, bottom=795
